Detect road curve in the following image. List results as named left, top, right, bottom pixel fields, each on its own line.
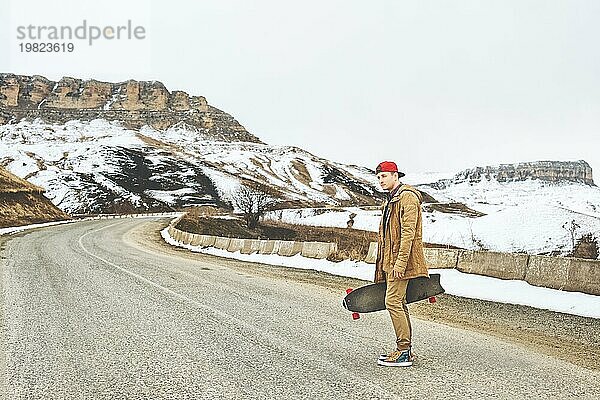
left=0, top=218, right=598, bottom=399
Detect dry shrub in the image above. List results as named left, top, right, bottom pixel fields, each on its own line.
left=573, top=234, right=599, bottom=259
left=0, top=192, right=70, bottom=228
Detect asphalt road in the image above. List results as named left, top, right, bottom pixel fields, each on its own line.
left=0, top=218, right=598, bottom=399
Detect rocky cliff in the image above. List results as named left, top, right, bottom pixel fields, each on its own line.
left=0, top=73, right=259, bottom=143
left=430, top=160, right=594, bottom=188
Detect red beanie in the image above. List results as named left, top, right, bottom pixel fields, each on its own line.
left=376, top=161, right=406, bottom=177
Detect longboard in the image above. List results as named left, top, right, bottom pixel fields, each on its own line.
left=342, top=274, right=444, bottom=314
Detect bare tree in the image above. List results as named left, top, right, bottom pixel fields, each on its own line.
left=467, top=220, right=485, bottom=250
left=232, top=186, right=279, bottom=229
left=562, top=219, right=581, bottom=253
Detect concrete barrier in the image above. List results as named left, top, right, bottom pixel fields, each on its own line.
left=214, top=237, right=231, bottom=250
left=241, top=239, right=261, bottom=254
left=258, top=240, right=276, bottom=255
left=277, top=241, right=303, bottom=257
left=182, top=232, right=193, bottom=245
left=189, top=233, right=201, bottom=246
left=199, top=235, right=216, bottom=247
left=525, top=255, right=600, bottom=295
left=458, top=250, right=528, bottom=280
left=271, top=240, right=283, bottom=255
left=365, top=242, right=378, bottom=264
left=424, top=248, right=459, bottom=269
left=363, top=244, right=460, bottom=269
left=565, top=258, right=600, bottom=295
left=173, top=229, right=183, bottom=242
left=255, top=240, right=287, bottom=255
left=227, top=238, right=245, bottom=253
left=301, top=241, right=337, bottom=259
left=525, top=255, right=570, bottom=291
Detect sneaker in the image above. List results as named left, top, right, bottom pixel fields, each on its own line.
left=378, top=348, right=416, bottom=362
left=377, top=349, right=413, bottom=367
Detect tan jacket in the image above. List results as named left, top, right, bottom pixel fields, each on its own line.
left=374, top=184, right=429, bottom=282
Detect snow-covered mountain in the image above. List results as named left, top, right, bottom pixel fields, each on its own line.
left=0, top=74, right=382, bottom=213
left=0, top=119, right=380, bottom=213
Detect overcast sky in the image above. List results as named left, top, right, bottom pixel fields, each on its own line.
left=2, top=0, right=599, bottom=177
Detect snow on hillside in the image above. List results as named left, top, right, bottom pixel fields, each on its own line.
left=420, top=178, right=600, bottom=255
left=0, top=119, right=380, bottom=213
left=267, top=178, right=600, bottom=258
left=147, top=129, right=382, bottom=205
left=139, top=124, right=378, bottom=204
left=1, top=119, right=146, bottom=212
left=425, top=178, right=600, bottom=218
left=267, top=207, right=381, bottom=232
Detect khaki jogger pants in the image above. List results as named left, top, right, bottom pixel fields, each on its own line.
left=385, top=272, right=412, bottom=351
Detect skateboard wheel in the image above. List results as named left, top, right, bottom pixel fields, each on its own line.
left=352, top=312, right=360, bottom=320
left=428, top=296, right=437, bottom=304
left=346, top=288, right=353, bottom=294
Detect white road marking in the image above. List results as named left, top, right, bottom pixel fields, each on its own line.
left=77, top=221, right=392, bottom=398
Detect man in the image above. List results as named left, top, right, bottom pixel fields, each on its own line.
left=374, top=161, right=428, bottom=367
